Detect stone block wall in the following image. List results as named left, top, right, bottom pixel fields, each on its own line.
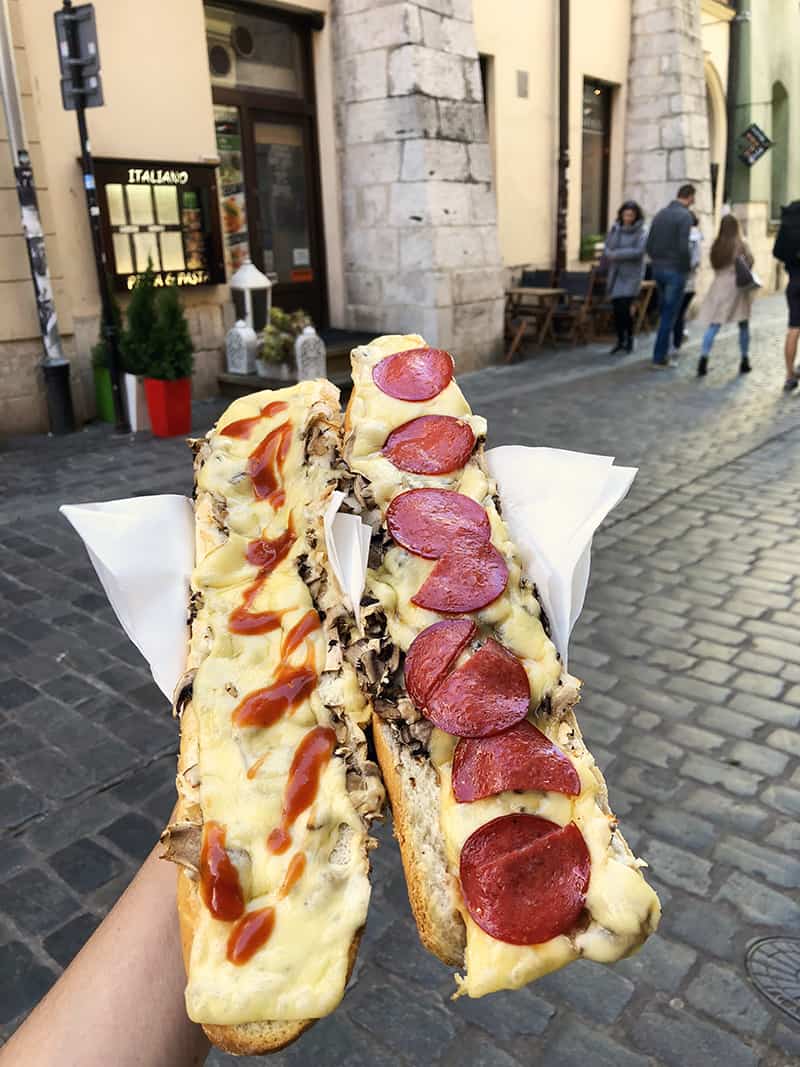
left=624, top=0, right=713, bottom=239
left=332, top=0, right=504, bottom=371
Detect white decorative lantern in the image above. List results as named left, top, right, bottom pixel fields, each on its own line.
left=294, top=324, right=327, bottom=381
left=229, top=257, right=272, bottom=333
left=225, top=319, right=258, bottom=375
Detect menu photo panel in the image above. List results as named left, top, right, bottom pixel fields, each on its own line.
left=93, top=158, right=226, bottom=291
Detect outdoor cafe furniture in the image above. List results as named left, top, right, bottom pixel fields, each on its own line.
left=504, top=285, right=567, bottom=361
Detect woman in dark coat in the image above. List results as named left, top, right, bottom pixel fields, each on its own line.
left=604, top=201, right=647, bottom=353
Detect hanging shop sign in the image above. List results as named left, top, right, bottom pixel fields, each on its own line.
left=737, top=124, right=772, bottom=167
left=93, top=157, right=226, bottom=290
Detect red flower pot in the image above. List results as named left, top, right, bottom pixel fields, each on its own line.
left=144, top=377, right=191, bottom=437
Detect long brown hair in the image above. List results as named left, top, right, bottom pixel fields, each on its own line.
left=710, top=215, right=741, bottom=270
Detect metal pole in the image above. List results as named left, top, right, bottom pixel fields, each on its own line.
left=554, top=0, right=570, bottom=283
left=727, top=0, right=752, bottom=207
left=0, top=0, right=75, bottom=433
left=62, top=0, right=128, bottom=432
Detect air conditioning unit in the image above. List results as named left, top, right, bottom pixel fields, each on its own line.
left=207, top=31, right=236, bottom=88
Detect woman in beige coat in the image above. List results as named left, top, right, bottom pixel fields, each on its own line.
left=697, top=214, right=755, bottom=377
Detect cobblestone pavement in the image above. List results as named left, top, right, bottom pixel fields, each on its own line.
left=1, top=293, right=799, bottom=1065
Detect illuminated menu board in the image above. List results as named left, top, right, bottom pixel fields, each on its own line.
left=94, top=158, right=226, bottom=290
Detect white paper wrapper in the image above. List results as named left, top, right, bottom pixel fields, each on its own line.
left=323, top=491, right=372, bottom=629
left=60, top=496, right=194, bottom=700
left=486, top=447, right=637, bottom=666
left=60, top=448, right=635, bottom=699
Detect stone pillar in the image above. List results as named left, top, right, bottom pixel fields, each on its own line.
left=623, top=0, right=713, bottom=228
left=332, top=0, right=504, bottom=371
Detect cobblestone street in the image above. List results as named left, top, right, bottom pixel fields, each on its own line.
left=1, top=294, right=799, bottom=1065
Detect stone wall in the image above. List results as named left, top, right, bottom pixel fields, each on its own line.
left=624, top=0, right=713, bottom=237
left=332, top=0, right=504, bottom=371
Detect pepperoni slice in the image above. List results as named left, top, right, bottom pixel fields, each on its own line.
left=404, top=619, right=476, bottom=708
left=424, top=639, right=529, bottom=737
left=372, top=347, right=453, bottom=401
left=459, top=814, right=590, bottom=945
left=386, top=489, right=490, bottom=560
left=411, top=541, right=508, bottom=614
left=452, top=721, right=581, bottom=802
left=382, top=415, right=475, bottom=475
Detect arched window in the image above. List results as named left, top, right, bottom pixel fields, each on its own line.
left=771, top=81, right=789, bottom=221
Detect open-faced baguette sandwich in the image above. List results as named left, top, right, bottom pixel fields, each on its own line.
left=342, top=337, right=661, bottom=998
left=161, top=380, right=384, bottom=1054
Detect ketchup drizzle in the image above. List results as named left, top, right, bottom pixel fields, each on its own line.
left=226, top=907, right=276, bottom=965
left=267, top=726, right=336, bottom=854
left=248, top=422, right=293, bottom=502
left=199, top=822, right=245, bottom=922
left=232, top=659, right=318, bottom=729
left=281, top=610, right=321, bottom=658
left=219, top=401, right=289, bottom=440
left=228, top=527, right=295, bottom=635
left=278, top=852, right=307, bottom=899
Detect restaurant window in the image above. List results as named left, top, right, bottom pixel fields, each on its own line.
left=580, top=79, right=612, bottom=243
left=205, top=2, right=327, bottom=326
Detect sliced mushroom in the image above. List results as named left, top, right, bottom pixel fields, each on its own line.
left=160, top=821, right=202, bottom=874
left=172, top=669, right=196, bottom=719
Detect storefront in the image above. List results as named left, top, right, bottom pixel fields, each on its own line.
left=206, top=2, right=328, bottom=326
left=3, top=0, right=343, bottom=431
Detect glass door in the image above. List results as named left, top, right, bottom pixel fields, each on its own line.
left=252, top=117, right=321, bottom=323
left=580, top=79, right=612, bottom=244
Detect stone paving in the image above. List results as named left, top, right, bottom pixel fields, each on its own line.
left=0, top=292, right=799, bottom=1065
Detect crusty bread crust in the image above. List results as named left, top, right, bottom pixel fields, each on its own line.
left=372, top=715, right=464, bottom=967
left=343, top=389, right=355, bottom=435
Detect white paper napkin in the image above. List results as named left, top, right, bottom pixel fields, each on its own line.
left=486, top=447, right=637, bottom=665
left=323, top=491, right=372, bottom=627
left=60, top=496, right=195, bottom=700
left=60, top=448, right=635, bottom=700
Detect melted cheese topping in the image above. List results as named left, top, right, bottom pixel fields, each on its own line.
left=348, top=336, right=660, bottom=998
left=186, top=382, right=371, bottom=1024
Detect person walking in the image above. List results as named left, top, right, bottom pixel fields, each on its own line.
left=670, top=212, right=702, bottom=357
left=696, top=214, right=755, bottom=377
left=646, top=184, right=696, bottom=367
left=772, top=200, right=800, bottom=392
left=604, top=200, right=647, bottom=354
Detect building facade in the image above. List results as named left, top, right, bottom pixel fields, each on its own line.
left=0, top=0, right=798, bottom=433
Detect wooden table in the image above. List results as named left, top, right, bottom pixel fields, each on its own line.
left=504, top=287, right=566, bottom=361
left=634, top=279, right=656, bottom=334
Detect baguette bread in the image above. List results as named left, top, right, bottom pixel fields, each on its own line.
left=343, top=336, right=660, bottom=998
left=162, top=381, right=383, bottom=1053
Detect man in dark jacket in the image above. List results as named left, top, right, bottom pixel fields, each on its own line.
left=646, top=184, right=695, bottom=367
left=773, top=201, right=800, bottom=392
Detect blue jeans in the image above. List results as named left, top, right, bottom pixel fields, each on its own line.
left=652, top=269, right=688, bottom=364
left=701, top=321, right=750, bottom=359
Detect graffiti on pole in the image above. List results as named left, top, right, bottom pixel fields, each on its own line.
left=14, top=149, right=62, bottom=365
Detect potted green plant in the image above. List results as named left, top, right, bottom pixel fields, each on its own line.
left=257, top=307, right=310, bottom=380
left=142, top=284, right=194, bottom=437
left=580, top=232, right=605, bottom=262
left=120, top=262, right=156, bottom=432
left=90, top=294, right=124, bottom=423
left=91, top=331, right=115, bottom=423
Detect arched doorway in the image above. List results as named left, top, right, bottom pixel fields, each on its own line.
left=771, top=81, right=789, bottom=221
left=705, top=61, right=727, bottom=223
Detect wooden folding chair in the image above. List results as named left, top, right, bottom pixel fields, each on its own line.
left=551, top=271, right=597, bottom=344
